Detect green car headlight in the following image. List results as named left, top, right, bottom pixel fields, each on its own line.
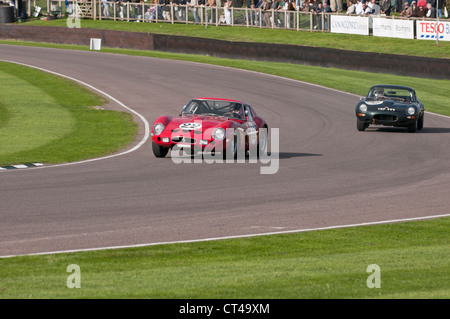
left=407, top=107, right=416, bottom=115
left=359, top=104, right=367, bottom=113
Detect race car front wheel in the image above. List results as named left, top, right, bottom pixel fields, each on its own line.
left=152, top=142, right=169, bottom=158
left=357, top=120, right=369, bottom=131
left=407, top=121, right=418, bottom=133
left=223, top=132, right=238, bottom=160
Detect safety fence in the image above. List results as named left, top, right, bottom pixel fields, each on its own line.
left=17, top=0, right=450, bottom=39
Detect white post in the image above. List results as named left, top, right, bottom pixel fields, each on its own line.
left=436, top=0, right=439, bottom=46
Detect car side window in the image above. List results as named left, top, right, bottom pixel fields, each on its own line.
left=245, top=105, right=254, bottom=121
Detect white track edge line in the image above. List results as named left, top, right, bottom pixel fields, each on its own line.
left=1, top=213, right=449, bottom=258
left=0, top=60, right=150, bottom=170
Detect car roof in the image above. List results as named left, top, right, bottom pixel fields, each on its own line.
left=370, top=85, right=415, bottom=91
left=193, top=97, right=245, bottom=104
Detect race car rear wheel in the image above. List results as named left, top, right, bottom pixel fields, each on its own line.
left=152, top=142, right=169, bottom=158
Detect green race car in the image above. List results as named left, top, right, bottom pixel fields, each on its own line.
left=355, top=85, right=425, bottom=133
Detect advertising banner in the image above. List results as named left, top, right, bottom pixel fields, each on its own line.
left=416, top=20, right=450, bottom=41
left=330, top=15, right=369, bottom=35
left=372, top=18, right=414, bottom=39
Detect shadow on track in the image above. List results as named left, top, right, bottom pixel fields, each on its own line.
left=365, top=127, right=450, bottom=134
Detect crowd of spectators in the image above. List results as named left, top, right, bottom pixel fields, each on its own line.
left=96, top=0, right=448, bottom=13
left=344, top=0, right=448, bottom=17
left=89, top=0, right=450, bottom=23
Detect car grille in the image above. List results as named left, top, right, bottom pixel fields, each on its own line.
left=172, top=129, right=202, bottom=135
left=374, top=114, right=398, bottom=122
left=171, top=136, right=196, bottom=144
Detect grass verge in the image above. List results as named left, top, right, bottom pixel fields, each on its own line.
left=1, top=217, right=449, bottom=298
left=0, top=61, right=138, bottom=166
left=22, top=19, right=450, bottom=60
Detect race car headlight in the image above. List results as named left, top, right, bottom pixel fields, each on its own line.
left=359, top=104, right=368, bottom=113
left=407, top=107, right=416, bottom=115
left=153, top=123, right=165, bottom=136
left=212, top=128, right=226, bottom=141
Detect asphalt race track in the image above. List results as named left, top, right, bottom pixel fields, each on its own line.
left=1, top=45, right=450, bottom=257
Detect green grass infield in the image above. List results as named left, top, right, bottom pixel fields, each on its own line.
left=0, top=61, right=138, bottom=166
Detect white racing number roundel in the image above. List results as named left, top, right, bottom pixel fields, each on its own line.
left=179, top=122, right=202, bottom=130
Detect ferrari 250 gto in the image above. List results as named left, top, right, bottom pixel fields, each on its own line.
left=151, top=98, right=268, bottom=158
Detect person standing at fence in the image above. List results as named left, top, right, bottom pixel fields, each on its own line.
left=286, top=0, right=296, bottom=27
left=312, top=0, right=323, bottom=29
left=417, top=1, right=426, bottom=16
left=189, top=0, right=201, bottom=23
left=416, top=0, right=426, bottom=9
left=253, top=0, right=264, bottom=25
left=101, top=0, right=110, bottom=18
left=346, top=0, right=356, bottom=14
left=144, top=4, right=156, bottom=21
left=322, top=1, right=331, bottom=29
left=409, top=1, right=419, bottom=16
left=355, top=0, right=364, bottom=14
left=159, top=0, right=171, bottom=20
left=380, top=0, right=391, bottom=15
left=400, top=1, right=412, bottom=16
left=246, top=0, right=256, bottom=24
left=181, top=0, right=188, bottom=20
left=394, top=0, right=401, bottom=13
left=426, top=2, right=436, bottom=17
left=224, top=0, right=233, bottom=24
left=274, top=0, right=283, bottom=27
left=262, top=0, right=272, bottom=27
left=246, top=0, right=255, bottom=8
left=173, top=0, right=184, bottom=21
left=133, top=0, right=145, bottom=21
left=435, top=0, right=446, bottom=18
left=360, top=1, right=369, bottom=14
left=173, top=0, right=180, bottom=21
left=206, top=0, right=216, bottom=23
left=368, top=0, right=380, bottom=15
left=330, top=0, right=343, bottom=12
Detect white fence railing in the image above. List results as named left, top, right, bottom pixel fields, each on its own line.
left=86, top=1, right=321, bottom=31
left=22, top=0, right=450, bottom=41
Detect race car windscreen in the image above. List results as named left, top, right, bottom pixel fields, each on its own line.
left=182, top=99, right=245, bottom=120
left=368, top=87, right=414, bottom=102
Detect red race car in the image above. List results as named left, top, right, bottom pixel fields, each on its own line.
left=151, top=97, right=268, bottom=159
